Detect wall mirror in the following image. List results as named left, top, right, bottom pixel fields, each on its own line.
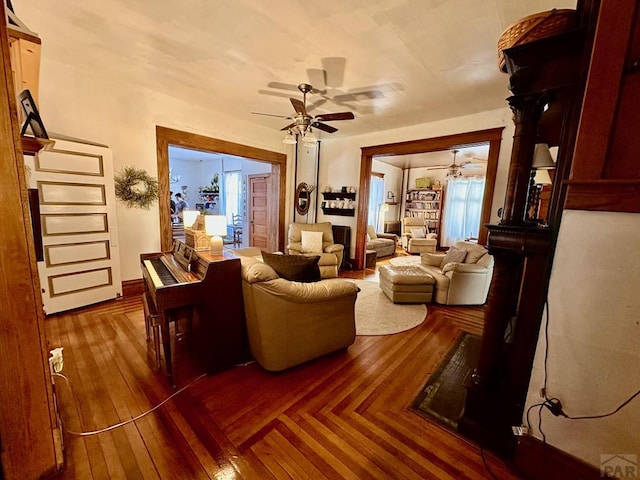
left=295, top=182, right=313, bottom=216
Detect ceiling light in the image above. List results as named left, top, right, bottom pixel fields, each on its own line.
left=282, top=130, right=297, bottom=144
left=302, top=129, right=317, bottom=146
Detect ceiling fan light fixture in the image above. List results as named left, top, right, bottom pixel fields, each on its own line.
left=302, top=128, right=317, bottom=146
left=282, top=130, right=297, bottom=144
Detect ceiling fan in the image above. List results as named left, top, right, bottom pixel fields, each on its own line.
left=252, top=83, right=355, bottom=144
left=424, top=150, right=486, bottom=177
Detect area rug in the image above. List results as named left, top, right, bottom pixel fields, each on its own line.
left=389, top=256, right=421, bottom=267
left=354, top=280, right=427, bottom=336
left=410, top=332, right=482, bottom=429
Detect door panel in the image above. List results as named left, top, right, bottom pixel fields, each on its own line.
left=25, top=138, right=121, bottom=314
left=249, top=175, right=269, bottom=249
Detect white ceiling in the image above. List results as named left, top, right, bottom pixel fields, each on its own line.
left=15, top=0, right=576, bottom=140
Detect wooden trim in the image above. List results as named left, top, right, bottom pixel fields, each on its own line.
left=122, top=278, right=145, bottom=297
left=155, top=126, right=287, bottom=252
left=371, top=171, right=384, bottom=177
left=0, top=3, right=59, bottom=476
left=354, top=127, right=505, bottom=270
left=571, top=0, right=635, bottom=179
left=513, top=436, right=604, bottom=480
left=565, top=180, right=640, bottom=212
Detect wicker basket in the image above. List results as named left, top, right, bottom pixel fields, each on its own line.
left=497, top=9, right=578, bottom=72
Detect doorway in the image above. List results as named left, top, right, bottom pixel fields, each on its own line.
left=156, top=126, right=287, bottom=252
left=355, top=128, right=504, bottom=270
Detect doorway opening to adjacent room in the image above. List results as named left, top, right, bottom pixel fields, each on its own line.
left=167, top=146, right=273, bottom=249
left=156, top=126, right=287, bottom=253
left=354, top=128, right=504, bottom=270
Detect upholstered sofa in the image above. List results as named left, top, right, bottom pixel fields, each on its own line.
left=419, top=241, right=494, bottom=305
left=287, top=222, right=344, bottom=278
left=239, top=255, right=359, bottom=371
left=366, top=225, right=398, bottom=258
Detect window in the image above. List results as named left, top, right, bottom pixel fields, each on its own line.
left=368, top=173, right=385, bottom=233
left=442, top=177, right=485, bottom=246
left=223, top=171, right=241, bottom=224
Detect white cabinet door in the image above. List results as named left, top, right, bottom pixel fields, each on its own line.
left=25, top=138, right=122, bottom=314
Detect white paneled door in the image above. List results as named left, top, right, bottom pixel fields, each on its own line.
left=25, top=137, right=122, bottom=315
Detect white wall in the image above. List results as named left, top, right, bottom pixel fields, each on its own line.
left=524, top=210, right=640, bottom=468
left=318, top=108, right=515, bottom=258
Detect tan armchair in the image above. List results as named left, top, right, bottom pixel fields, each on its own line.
left=287, top=222, right=344, bottom=278
left=419, top=241, right=494, bottom=305
left=401, top=217, right=437, bottom=254
left=239, top=256, right=358, bottom=371
left=366, top=225, right=398, bottom=258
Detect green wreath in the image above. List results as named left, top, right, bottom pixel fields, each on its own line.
left=114, top=166, right=159, bottom=209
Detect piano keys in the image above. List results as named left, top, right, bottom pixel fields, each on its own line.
left=140, top=240, right=246, bottom=386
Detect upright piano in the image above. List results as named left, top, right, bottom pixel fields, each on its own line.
left=141, top=240, right=246, bottom=385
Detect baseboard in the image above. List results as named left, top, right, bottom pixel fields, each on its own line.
left=513, top=436, right=607, bottom=479
left=122, top=278, right=145, bottom=297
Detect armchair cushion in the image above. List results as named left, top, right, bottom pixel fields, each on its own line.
left=440, top=246, right=467, bottom=267
left=301, top=230, right=324, bottom=253
left=366, top=225, right=377, bottom=240
left=410, top=228, right=426, bottom=238
left=261, top=251, right=321, bottom=283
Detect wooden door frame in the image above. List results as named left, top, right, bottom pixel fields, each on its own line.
left=354, top=127, right=505, bottom=270
left=156, top=126, right=287, bottom=252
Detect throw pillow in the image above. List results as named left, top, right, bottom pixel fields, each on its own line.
left=261, top=251, right=321, bottom=282
left=301, top=230, right=324, bottom=253
left=410, top=227, right=426, bottom=238
left=440, top=247, right=468, bottom=268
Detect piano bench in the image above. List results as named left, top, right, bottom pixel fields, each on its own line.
left=142, top=293, right=161, bottom=370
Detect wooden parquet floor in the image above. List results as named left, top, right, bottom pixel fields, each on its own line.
left=45, top=263, right=522, bottom=479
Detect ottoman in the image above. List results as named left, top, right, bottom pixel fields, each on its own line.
left=378, top=265, right=435, bottom=304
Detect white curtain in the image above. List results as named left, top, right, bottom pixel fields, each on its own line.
left=223, top=171, right=241, bottom=224
left=368, top=176, right=385, bottom=232
left=442, top=177, right=485, bottom=246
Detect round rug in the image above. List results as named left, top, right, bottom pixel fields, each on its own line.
left=354, top=280, right=427, bottom=336
left=389, top=256, right=421, bottom=267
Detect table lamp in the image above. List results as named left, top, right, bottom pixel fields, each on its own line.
left=205, top=215, right=228, bottom=255
left=182, top=210, right=200, bottom=229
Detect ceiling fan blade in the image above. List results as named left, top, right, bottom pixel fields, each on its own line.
left=311, top=122, right=338, bottom=134
left=290, top=98, right=306, bottom=116
left=280, top=122, right=296, bottom=131
left=267, top=81, right=299, bottom=92
left=321, top=57, right=346, bottom=88
left=306, top=68, right=327, bottom=91
left=251, top=111, right=292, bottom=119
left=314, top=111, right=354, bottom=122
left=423, top=165, right=449, bottom=170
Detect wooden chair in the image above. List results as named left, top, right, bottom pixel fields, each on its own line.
left=232, top=214, right=243, bottom=244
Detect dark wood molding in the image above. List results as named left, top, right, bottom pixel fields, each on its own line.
left=122, top=278, right=145, bottom=298
left=354, top=127, right=504, bottom=270
left=565, top=180, right=640, bottom=212
left=513, top=436, right=606, bottom=480
left=155, top=126, right=287, bottom=252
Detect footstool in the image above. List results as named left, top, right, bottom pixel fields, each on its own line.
left=378, top=265, right=435, bottom=304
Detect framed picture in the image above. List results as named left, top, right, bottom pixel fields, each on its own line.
left=18, top=89, right=48, bottom=139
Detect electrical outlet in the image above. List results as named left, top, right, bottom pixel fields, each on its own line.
left=512, top=425, right=530, bottom=437
left=49, top=347, right=64, bottom=375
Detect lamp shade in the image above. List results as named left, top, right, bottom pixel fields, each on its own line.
left=532, top=143, right=555, bottom=169
left=534, top=169, right=552, bottom=185
left=204, top=215, right=228, bottom=236
left=182, top=210, right=200, bottom=228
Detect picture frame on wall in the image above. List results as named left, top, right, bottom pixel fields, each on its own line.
left=18, top=89, right=49, bottom=139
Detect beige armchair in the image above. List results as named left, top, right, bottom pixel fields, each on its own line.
left=239, top=256, right=359, bottom=371
left=366, top=225, right=398, bottom=258
left=419, top=241, right=494, bottom=305
left=401, top=217, right=437, bottom=254
left=287, top=222, right=344, bottom=278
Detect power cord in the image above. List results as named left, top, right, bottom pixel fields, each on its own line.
left=530, top=297, right=640, bottom=434
left=53, top=372, right=207, bottom=436
left=480, top=446, right=499, bottom=480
